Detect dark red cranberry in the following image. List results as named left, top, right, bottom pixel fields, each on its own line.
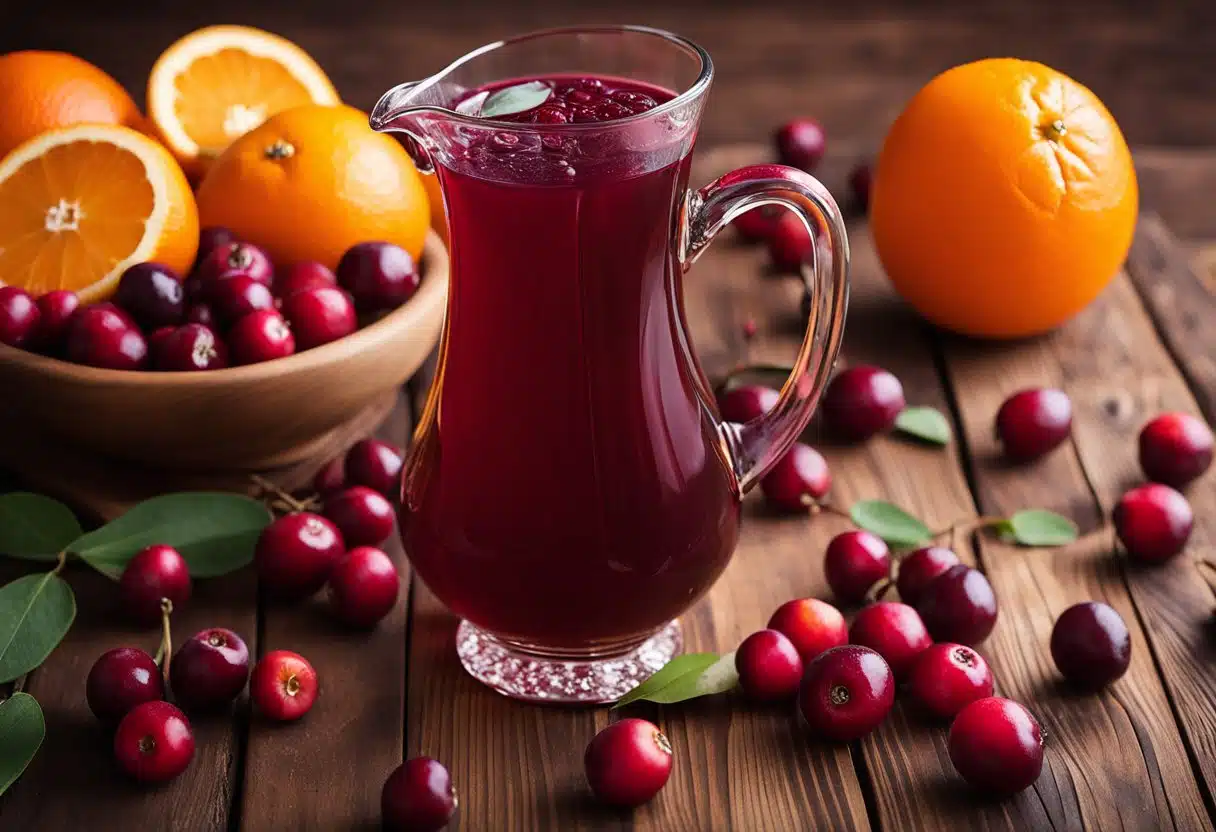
left=532, top=105, right=570, bottom=124
left=152, top=324, right=228, bottom=371
left=255, top=512, right=346, bottom=598
left=1138, top=412, right=1213, bottom=488
left=197, top=226, right=237, bottom=264
left=735, top=629, right=804, bottom=701
left=113, top=262, right=186, bottom=329
left=916, top=565, right=998, bottom=645
left=0, top=286, right=41, bottom=348
left=767, top=597, right=848, bottom=662
left=798, top=645, right=895, bottom=742
left=768, top=212, right=812, bottom=271
left=733, top=204, right=788, bottom=243
left=328, top=546, right=400, bottom=628
left=113, top=700, right=194, bottom=783
left=1114, top=483, right=1193, bottom=563
left=346, top=439, right=404, bottom=497
left=281, top=286, right=357, bottom=350
left=228, top=309, right=295, bottom=365
left=1050, top=601, right=1131, bottom=688
left=148, top=326, right=175, bottom=354
left=119, top=544, right=192, bottom=627
left=761, top=443, right=831, bottom=510
left=849, top=163, right=873, bottom=210
left=34, top=290, right=79, bottom=351
left=276, top=260, right=337, bottom=299
left=314, top=456, right=346, bottom=494
left=323, top=485, right=394, bottom=547
left=824, top=530, right=891, bottom=603
left=169, top=627, right=250, bottom=712
left=87, top=647, right=165, bottom=723
left=908, top=643, right=993, bottom=719
left=948, top=697, right=1043, bottom=796
left=610, top=89, right=658, bottom=113
left=995, top=388, right=1072, bottom=462
left=593, top=100, right=632, bottom=121
left=66, top=303, right=148, bottom=370
left=198, top=241, right=274, bottom=288
left=250, top=650, right=317, bottom=721
left=848, top=601, right=932, bottom=677
left=718, top=384, right=779, bottom=423
left=896, top=546, right=961, bottom=606
left=775, top=118, right=827, bottom=172
left=209, top=274, right=275, bottom=324
left=183, top=273, right=207, bottom=304
left=186, top=303, right=216, bottom=327
left=382, top=757, right=458, bottom=832
left=337, top=242, right=421, bottom=312
left=821, top=365, right=906, bottom=441
left=584, top=718, right=673, bottom=807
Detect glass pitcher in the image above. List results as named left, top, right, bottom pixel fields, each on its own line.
left=371, top=25, right=849, bottom=704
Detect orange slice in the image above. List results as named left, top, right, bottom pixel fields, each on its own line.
left=148, top=25, right=341, bottom=178
left=0, top=124, right=198, bottom=303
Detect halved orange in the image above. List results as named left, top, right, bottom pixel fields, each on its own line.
left=148, top=25, right=341, bottom=178
left=0, top=124, right=198, bottom=303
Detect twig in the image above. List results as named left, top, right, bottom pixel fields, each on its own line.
left=250, top=474, right=315, bottom=514
left=929, top=516, right=1007, bottom=542
left=806, top=499, right=852, bottom=521
left=154, top=599, right=174, bottom=684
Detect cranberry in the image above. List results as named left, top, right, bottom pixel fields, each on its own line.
left=767, top=597, right=848, bottom=662
left=314, top=456, right=345, bottom=494
left=1051, top=601, right=1131, bottom=688
left=849, top=163, right=873, bottom=210
left=0, top=286, right=42, bottom=348
left=767, top=212, right=813, bottom=271
left=328, top=546, right=400, bottom=627
left=113, top=700, right=195, bottom=783
left=66, top=303, right=148, bottom=370
left=183, top=273, right=207, bottom=304
left=33, top=290, right=79, bottom=351
left=848, top=601, right=932, bottom=677
left=732, top=204, right=787, bottom=242
left=86, top=647, right=165, bottom=723
left=113, top=262, right=186, bottom=329
left=995, top=388, right=1073, bottom=461
left=907, top=643, right=993, bottom=719
left=197, top=226, right=237, bottom=264
left=276, top=260, right=337, bottom=299
left=948, top=697, right=1043, bottom=796
left=916, top=565, right=998, bottom=645
left=824, top=530, right=891, bottom=603
left=323, top=485, right=395, bottom=547
left=198, top=241, right=274, bottom=288
left=798, top=645, right=895, bottom=742
left=610, top=89, right=658, bottom=113
left=148, top=325, right=175, bottom=354
left=718, top=384, right=779, bottom=423
left=532, top=105, right=570, bottom=124
left=281, top=286, right=357, bottom=350
left=152, top=324, right=228, bottom=371
left=209, top=274, right=275, bottom=324
left=346, top=439, right=405, bottom=497
left=895, top=546, right=961, bottom=606
left=761, top=443, right=831, bottom=510
left=169, top=627, right=250, bottom=712
left=774, top=118, right=827, bottom=172
left=229, top=310, right=295, bottom=365
left=1139, top=412, right=1213, bottom=488
left=118, top=544, right=192, bottom=626
left=1113, top=483, right=1193, bottom=563
left=735, top=629, right=804, bottom=701
left=382, top=757, right=458, bottom=832
left=186, top=303, right=216, bottom=327
left=250, top=649, right=318, bottom=721
left=255, top=512, right=346, bottom=599
left=337, top=242, right=421, bottom=312
left=584, top=718, right=673, bottom=807
left=821, top=365, right=906, bottom=441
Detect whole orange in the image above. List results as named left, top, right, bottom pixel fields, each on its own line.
left=195, top=104, right=430, bottom=269
left=870, top=59, right=1138, bottom=339
left=0, top=51, right=144, bottom=161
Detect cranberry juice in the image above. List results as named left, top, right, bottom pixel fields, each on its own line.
left=400, top=76, right=740, bottom=649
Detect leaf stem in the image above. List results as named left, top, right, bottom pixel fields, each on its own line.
left=806, top=499, right=852, bottom=521
left=154, top=599, right=173, bottom=684
left=12, top=674, right=27, bottom=694
left=51, top=551, right=68, bottom=576
left=928, top=516, right=1007, bottom=541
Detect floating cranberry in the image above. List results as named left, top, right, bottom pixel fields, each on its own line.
left=313, top=456, right=346, bottom=494
left=584, top=718, right=673, bottom=807
left=250, top=650, right=318, bottom=722
left=1113, top=483, right=1193, bottom=563
left=895, top=546, right=961, bottom=606
left=276, top=261, right=337, bottom=299
left=916, top=565, right=998, bottom=645
left=323, top=485, right=395, bottom=547
left=767, top=597, right=848, bottom=662
left=197, top=226, right=237, bottom=264
left=995, top=388, right=1072, bottom=462
left=907, top=643, right=993, bottom=719
left=328, top=546, right=400, bottom=627
left=733, top=204, right=787, bottom=242
left=848, top=601, right=932, bottom=678
left=824, top=530, right=891, bottom=603
left=113, top=700, right=195, bottom=784
left=33, top=290, right=79, bottom=351
left=186, top=303, right=216, bottom=327
left=382, top=757, right=458, bottom=832
left=1050, top=601, right=1131, bottom=688
left=798, top=645, right=895, bottom=742
left=281, top=286, right=357, bottom=350
left=735, top=629, right=804, bottom=701
left=0, top=286, right=41, bottom=348
left=849, top=163, right=873, bottom=211
left=761, top=443, right=831, bottom=510
left=119, top=544, right=192, bottom=627
left=774, top=118, right=827, bottom=172
left=767, top=212, right=813, bottom=271
left=610, top=89, right=658, bottom=113
left=67, top=303, right=148, bottom=370
left=209, top=274, right=275, bottom=324
left=113, top=262, right=186, bottom=329
left=948, top=697, right=1043, bottom=796
left=346, top=439, right=405, bottom=497
left=87, top=647, right=165, bottom=723
left=532, top=105, right=570, bottom=124
left=153, top=324, right=228, bottom=371
left=198, top=241, right=274, bottom=288
left=821, top=365, right=906, bottom=441
left=228, top=309, right=295, bottom=365
left=169, top=627, right=250, bottom=712
left=718, top=384, right=779, bottom=423
left=255, top=512, right=346, bottom=599
left=1138, top=412, right=1213, bottom=488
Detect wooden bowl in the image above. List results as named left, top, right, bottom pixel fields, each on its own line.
left=0, top=231, right=448, bottom=471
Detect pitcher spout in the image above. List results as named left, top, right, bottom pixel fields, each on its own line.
left=369, top=81, right=428, bottom=134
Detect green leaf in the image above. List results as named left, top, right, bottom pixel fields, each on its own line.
left=70, top=492, right=271, bottom=580
left=613, top=652, right=738, bottom=707
left=0, top=693, right=45, bottom=796
left=894, top=407, right=952, bottom=446
left=0, top=493, right=82, bottom=562
left=480, top=81, right=551, bottom=119
left=1008, top=510, right=1079, bottom=547
left=0, top=573, right=75, bottom=683
left=849, top=500, right=932, bottom=547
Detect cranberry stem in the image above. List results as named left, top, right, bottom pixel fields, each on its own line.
left=928, top=516, right=1008, bottom=542
left=807, top=500, right=853, bottom=521
left=869, top=579, right=894, bottom=601
left=154, top=599, right=174, bottom=684
left=250, top=474, right=321, bottom=515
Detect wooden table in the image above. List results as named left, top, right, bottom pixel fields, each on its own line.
left=3, top=3, right=1215, bottom=829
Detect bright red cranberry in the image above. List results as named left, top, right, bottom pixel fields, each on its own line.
left=775, top=118, right=827, bottom=172
left=152, top=324, right=228, bottom=371
left=761, top=443, right=831, bottom=510
left=228, top=309, right=295, bottom=365
left=742, top=319, right=758, bottom=340
left=328, top=546, right=400, bottom=627
left=798, top=645, right=895, bottom=742
left=198, top=240, right=274, bottom=288
left=995, top=388, right=1072, bottom=461
left=346, top=439, right=405, bottom=497
left=86, top=647, right=165, bottom=723
left=1139, top=412, right=1213, bottom=488
left=916, top=565, right=998, bottom=645
left=767, top=597, right=848, bottom=662
left=768, top=212, right=813, bottom=271
left=733, top=204, right=787, bottom=242
left=584, top=718, right=673, bottom=807
left=197, top=226, right=237, bottom=264
left=735, top=629, right=804, bottom=701
left=849, top=163, right=872, bottom=210
left=718, top=384, right=779, bottom=423
left=66, top=303, right=148, bottom=370
left=314, top=456, right=346, bottom=494
left=186, top=303, right=216, bottom=327
left=113, top=262, right=186, bottom=329
left=281, top=286, right=357, bottom=350
left=255, top=512, right=346, bottom=598
left=276, top=260, right=337, bottom=299
left=1113, top=483, right=1193, bottom=563
left=824, top=530, right=890, bottom=603
left=1051, top=601, right=1131, bottom=688
left=948, top=697, right=1043, bottom=796
left=821, top=365, right=906, bottom=441
left=119, top=544, right=192, bottom=627
left=209, top=274, right=275, bottom=324
left=532, top=104, right=570, bottom=124
left=113, top=700, right=194, bottom=783
left=337, top=242, right=421, bottom=312
left=169, top=627, right=250, bottom=712
left=908, top=643, right=993, bottom=719
left=848, top=601, right=932, bottom=677
left=323, top=486, right=394, bottom=547
left=250, top=650, right=318, bottom=721
left=0, top=286, right=41, bottom=348
left=896, top=546, right=961, bottom=606
left=34, top=290, right=79, bottom=351
left=382, top=757, right=458, bottom=832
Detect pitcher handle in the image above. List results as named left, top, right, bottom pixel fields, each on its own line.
left=681, top=163, right=850, bottom=494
